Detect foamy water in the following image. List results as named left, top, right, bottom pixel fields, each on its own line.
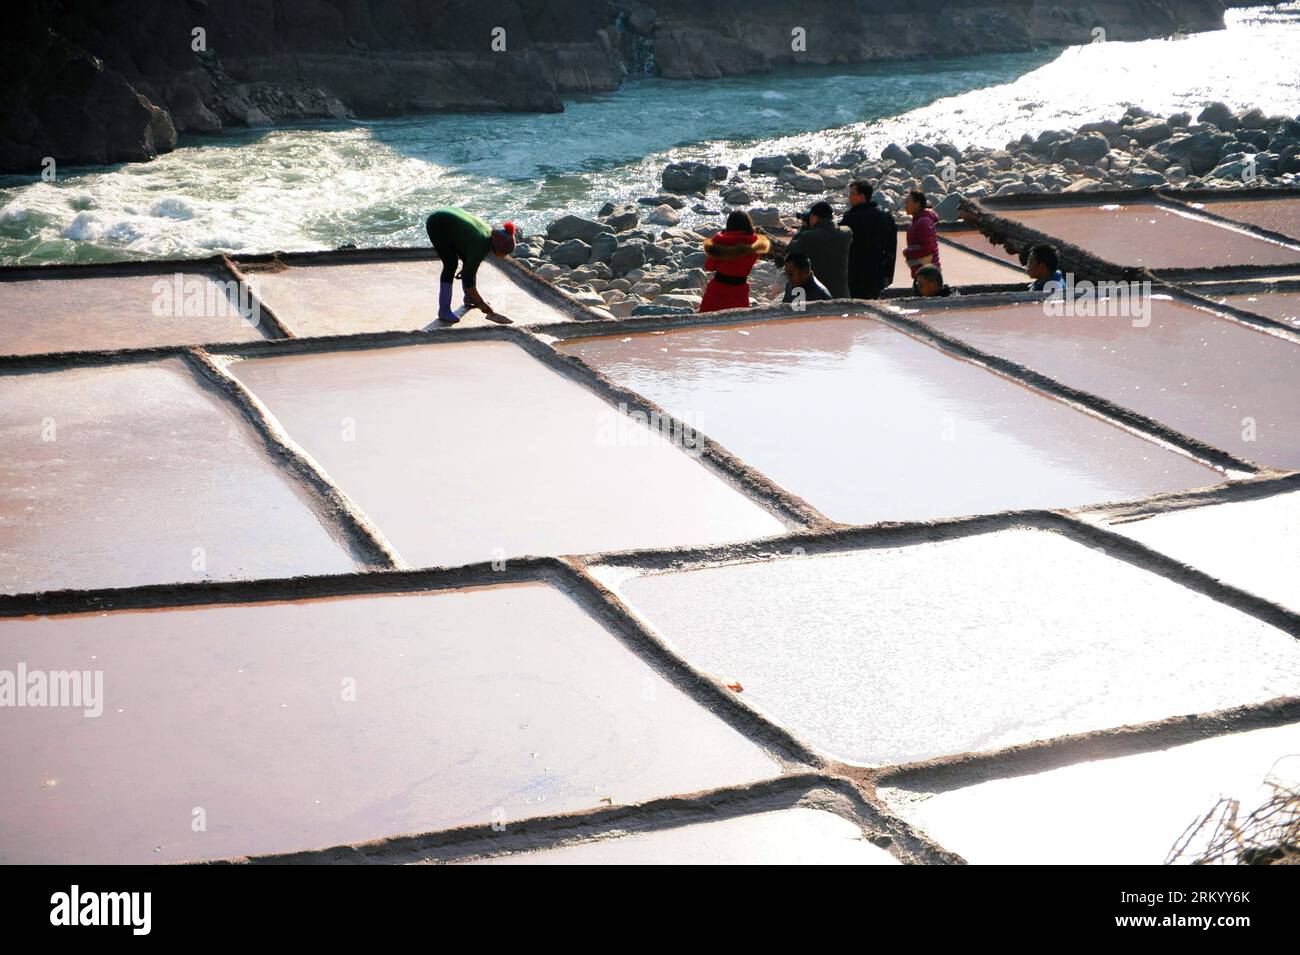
left=1, top=4, right=1297, bottom=266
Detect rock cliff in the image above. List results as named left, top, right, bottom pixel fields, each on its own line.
left=0, top=0, right=1230, bottom=173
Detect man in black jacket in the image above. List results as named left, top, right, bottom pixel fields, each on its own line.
left=840, top=181, right=897, bottom=299
left=780, top=251, right=833, bottom=306
left=786, top=201, right=853, bottom=298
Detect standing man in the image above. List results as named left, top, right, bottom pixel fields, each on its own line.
left=425, top=207, right=519, bottom=324
left=840, top=182, right=896, bottom=298
left=785, top=200, right=853, bottom=299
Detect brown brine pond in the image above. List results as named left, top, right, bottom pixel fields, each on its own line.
left=560, top=316, right=1219, bottom=524
left=0, top=271, right=268, bottom=357
left=229, top=340, right=785, bottom=567
left=245, top=258, right=572, bottom=336
left=990, top=202, right=1300, bottom=269
left=0, top=582, right=780, bottom=863
left=921, top=296, right=1300, bottom=469
left=0, top=359, right=357, bottom=594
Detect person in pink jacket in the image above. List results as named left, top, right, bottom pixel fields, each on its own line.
left=903, top=190, right=941, bottom=289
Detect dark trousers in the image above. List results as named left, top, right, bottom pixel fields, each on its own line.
left=849, top=278, right=885, bottom=299
left=425, top=214, right=460, bottom=286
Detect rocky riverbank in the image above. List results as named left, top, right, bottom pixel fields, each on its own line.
left=509, top=103, right=1300, bottom=315
left=2, top=0, right=1232, bottom=173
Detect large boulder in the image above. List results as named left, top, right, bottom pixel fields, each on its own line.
left=1051, top=132, right=1110, bottom=165
left=1128, top=118, right=1173, bottom=147
left=1197, top=102, right=1239, bottom=131
left=1031, top=129, right=1072, bottom=155
left=645, top=203, right=681, bottom=225
left=1236, top=129, right=1271, bottom=150
left=784, top=167, right=827, bottom=193
left=819, top=169, right=852, bottom=189
left=881, top=143, right=913, bottom=167
left=610, top=242, right=647, bottom=274
left=994, top=181, right=1045, bottom=196
left=638, top=193, right=686, bottom=210
left=1238, top=107, right=1268, bottom=130
left=549, top=239, right=592, bottom=267
left=631, top=303, right=694, bottom=316
left=0, top=19, right=180, bottom=173
left=935, top=142, right=963, bottom=162
left=934, top=193, right=963, bottom=222
left=987, top=150, right=1015, bottom=170
left=1160, top=129, right=1235, bottom=175
left=588, top=231, right=618, bottom=264
left=657, top=271, right=696, bottom=292
left=546, top=214, right=609, bottom=243
left=1125, top=167, right=1167, bottom=187
left=661, top=161, right=712, bottom=193
left=602, top=204, right=640, bottom=232
left=907, top=142, right=942, bottom=162
left=1078, top=119, right=1122, bottom=140
left=750, top=154, right=791, bottom=175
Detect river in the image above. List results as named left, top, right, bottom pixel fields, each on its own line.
left=1, top=3, right=1297, bottom=265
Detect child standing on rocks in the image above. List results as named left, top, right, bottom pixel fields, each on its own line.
left=699, top=211, right=771, bottom=313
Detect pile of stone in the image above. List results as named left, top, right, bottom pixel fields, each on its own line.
left=509, top=103, right=1300, bottom=317
left=508, top=200, right=792, bottom=318
left=731, top=103, right=1300, bottom=215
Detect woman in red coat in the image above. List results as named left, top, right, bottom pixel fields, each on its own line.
left=903, top=189, right=942, bottom=286
left=699, top=211, right=771, bottom=312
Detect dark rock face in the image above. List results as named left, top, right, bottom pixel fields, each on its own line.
left=641, top=0, right=1226, bottom=78
left=1, top=0, right=625, bottom=172
left=0, top=7, right=178, bottom=171
left=1, top=0, right=1229, bottom=173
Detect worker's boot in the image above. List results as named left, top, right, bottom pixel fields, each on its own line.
left=437, top=281, right=458, bottom=323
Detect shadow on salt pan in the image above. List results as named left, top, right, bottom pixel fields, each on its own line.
left=603, top=529, right=1300, bottom=765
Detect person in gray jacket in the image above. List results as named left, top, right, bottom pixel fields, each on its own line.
left=784, top=201, right=853, bottom=298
